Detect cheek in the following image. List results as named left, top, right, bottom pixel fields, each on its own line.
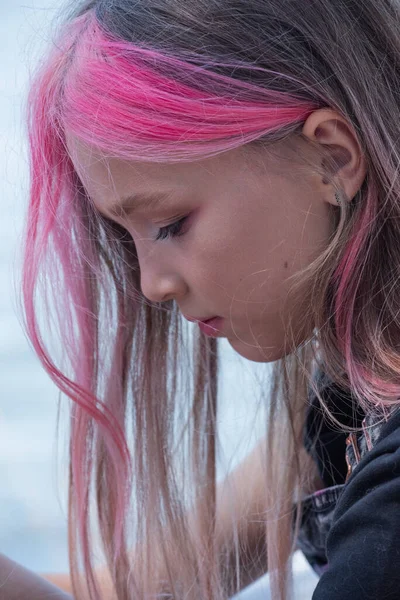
left=183, top=218, right=235, bottom=279
left=185, top=199, right=296, bottom=302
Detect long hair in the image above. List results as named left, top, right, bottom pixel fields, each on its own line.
left=20, top=0, right=400, bottom=598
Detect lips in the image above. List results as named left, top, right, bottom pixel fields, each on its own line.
left=183, top=315, right=218, bottom=323
left=182, top=314, right=225, bottom=336
left=197, top=317, right=224, bottom=337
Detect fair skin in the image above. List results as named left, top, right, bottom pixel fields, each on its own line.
left=41, top=438, right=321, bottom=598
left=66, top=109, right=366, bottom=363
left=0, top=552, right=73, bottom=599
left=38, top=109, right=366, bottom=596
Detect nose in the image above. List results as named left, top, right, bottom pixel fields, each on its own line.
left=139, top=260, right=188, bottom=304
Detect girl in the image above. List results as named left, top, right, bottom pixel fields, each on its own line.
left=7, top=0, right=400, bottom=598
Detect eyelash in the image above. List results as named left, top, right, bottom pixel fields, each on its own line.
left=155, top=216, right=188, bottom=241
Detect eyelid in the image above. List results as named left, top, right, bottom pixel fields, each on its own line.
left=153, top=214, right=183, bottom=225
left=155, top=215, right=189, bottom=241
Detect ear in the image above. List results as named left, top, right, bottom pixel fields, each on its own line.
left=302, top=108, right=367, bottom=207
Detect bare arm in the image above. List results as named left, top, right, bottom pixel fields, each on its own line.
left=0, top=552, right=73, bottom=600
left=41, top=437, right=323, bottom=597
left=41, top=439, right=270, bottom=595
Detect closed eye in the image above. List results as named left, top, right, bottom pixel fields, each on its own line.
left=155, top=216, right=189, bottom=241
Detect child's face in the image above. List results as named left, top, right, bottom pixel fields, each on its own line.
left=67, top=135, right=336, bottom=363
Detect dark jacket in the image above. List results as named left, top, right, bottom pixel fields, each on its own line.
left=298, top=370, right=400, bottom=599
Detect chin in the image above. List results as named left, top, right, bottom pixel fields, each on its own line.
left=226, top=336, right=285, bottom=363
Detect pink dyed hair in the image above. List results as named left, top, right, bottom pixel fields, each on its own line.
left=21, top=3, right=400, bottom=599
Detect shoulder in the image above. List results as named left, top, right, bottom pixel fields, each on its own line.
left=312, top=406, right=400, bottom=600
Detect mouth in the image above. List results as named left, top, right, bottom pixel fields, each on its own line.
left=197, top=317, right=225, bottom=337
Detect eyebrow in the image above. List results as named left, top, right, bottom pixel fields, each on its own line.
left=107, top=190, right=178, bottom=218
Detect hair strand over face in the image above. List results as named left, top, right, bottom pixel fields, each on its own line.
left=21, top=0, right=400, bottom=598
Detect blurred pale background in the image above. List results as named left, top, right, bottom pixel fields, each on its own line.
left=0, top=1, right=318, bottom=597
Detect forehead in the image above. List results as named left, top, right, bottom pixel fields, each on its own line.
left=66, top=134, right=173, bottom=202
left=65, top=133, right=250, bottom=209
